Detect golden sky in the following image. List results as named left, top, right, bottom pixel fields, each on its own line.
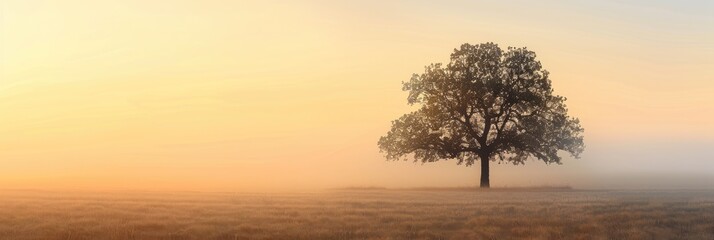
left=1, top=0, right=713, bottom=191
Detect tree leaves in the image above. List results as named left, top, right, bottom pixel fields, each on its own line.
left=378, top=43, right=584, bottom=166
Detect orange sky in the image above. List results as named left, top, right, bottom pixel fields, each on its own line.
left=1, top=0, right=713, bottom=191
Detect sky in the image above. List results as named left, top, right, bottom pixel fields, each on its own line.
left=1, top=0, right=713, bottom=191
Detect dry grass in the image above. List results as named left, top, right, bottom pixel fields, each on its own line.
left=1, top=189, right=713, bottom=240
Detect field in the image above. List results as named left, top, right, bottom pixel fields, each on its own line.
left=1, top=189, right=713, bottom=240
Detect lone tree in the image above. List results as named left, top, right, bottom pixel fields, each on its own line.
left=378, top=43, right=584, bottom=188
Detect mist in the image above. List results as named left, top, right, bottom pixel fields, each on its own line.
left=1, top=0, right=713, bottom=192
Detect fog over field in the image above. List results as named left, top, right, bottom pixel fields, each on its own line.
left=2, top=189, right=714, bottom=240
left=1, top=0, right=713, bottom=239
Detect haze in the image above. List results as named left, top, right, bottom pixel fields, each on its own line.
left=1, top=0, right=713, bottom=191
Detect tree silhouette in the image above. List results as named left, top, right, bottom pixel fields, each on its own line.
left=378, top=43, right=584, bottom=188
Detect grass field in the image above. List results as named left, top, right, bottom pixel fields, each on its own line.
left=1, top=189, right=713, bottom=240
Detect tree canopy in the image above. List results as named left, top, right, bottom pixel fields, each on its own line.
left=378, top=42, right=584, bottom=187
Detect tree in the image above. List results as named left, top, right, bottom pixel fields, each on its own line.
left=378, top=43, right=584, bottom=188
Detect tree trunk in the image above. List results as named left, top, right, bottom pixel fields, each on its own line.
left=479, top=154, right=490, bottom=188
